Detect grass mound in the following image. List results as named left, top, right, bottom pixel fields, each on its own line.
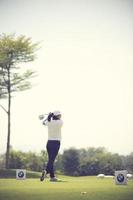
left=0, top=169, right=41, bottom=178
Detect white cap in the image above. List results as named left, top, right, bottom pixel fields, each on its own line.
left=53, top=111, right=61, bottom=116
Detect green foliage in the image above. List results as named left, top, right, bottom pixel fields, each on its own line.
left=8, top=150, right=47, bottom=172
left=0, top=33, right=38, bottom=98
left=0, top=148, right=133, bottom=176
left=123, top=152, right=133, bottom=173
left=0, top=33, right=38, bottom=64
left=62, top=148, right=80, bottom=176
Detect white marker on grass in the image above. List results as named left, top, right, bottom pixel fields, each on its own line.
left=16, top=169, right=26, bottom=180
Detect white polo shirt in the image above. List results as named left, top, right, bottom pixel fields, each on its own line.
left=45, top=119, right=63, bottom=141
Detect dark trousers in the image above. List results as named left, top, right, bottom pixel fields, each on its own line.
left=45, top=140, right=60, bottom=178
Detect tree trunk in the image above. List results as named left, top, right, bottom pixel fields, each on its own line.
left=5, top=67, right=11, bottom=169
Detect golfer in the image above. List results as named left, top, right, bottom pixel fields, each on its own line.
left=40, top=111, right=63, bottom=182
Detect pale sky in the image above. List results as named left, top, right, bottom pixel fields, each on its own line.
left=0, top=0, right=133, bottom=155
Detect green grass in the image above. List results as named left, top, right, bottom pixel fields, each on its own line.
left=0, top=176, right=133, bottom=200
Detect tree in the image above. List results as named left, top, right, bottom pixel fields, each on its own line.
left=62, top=148, right=80, bottom=176
left=0, top=33, right=38, bottom=168
left=9, top=150, right=26, bottom=169
left=124, top=152, right=133, bottom=173
left=8, top=150, right=47, bottom=172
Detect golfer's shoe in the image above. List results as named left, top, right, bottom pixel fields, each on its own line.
left=40, top=170, right=47, bottom=181
left=50, top=177, right=62, bottom=182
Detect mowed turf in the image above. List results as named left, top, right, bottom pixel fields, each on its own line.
left=0, top=176, right=133, bottom=200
